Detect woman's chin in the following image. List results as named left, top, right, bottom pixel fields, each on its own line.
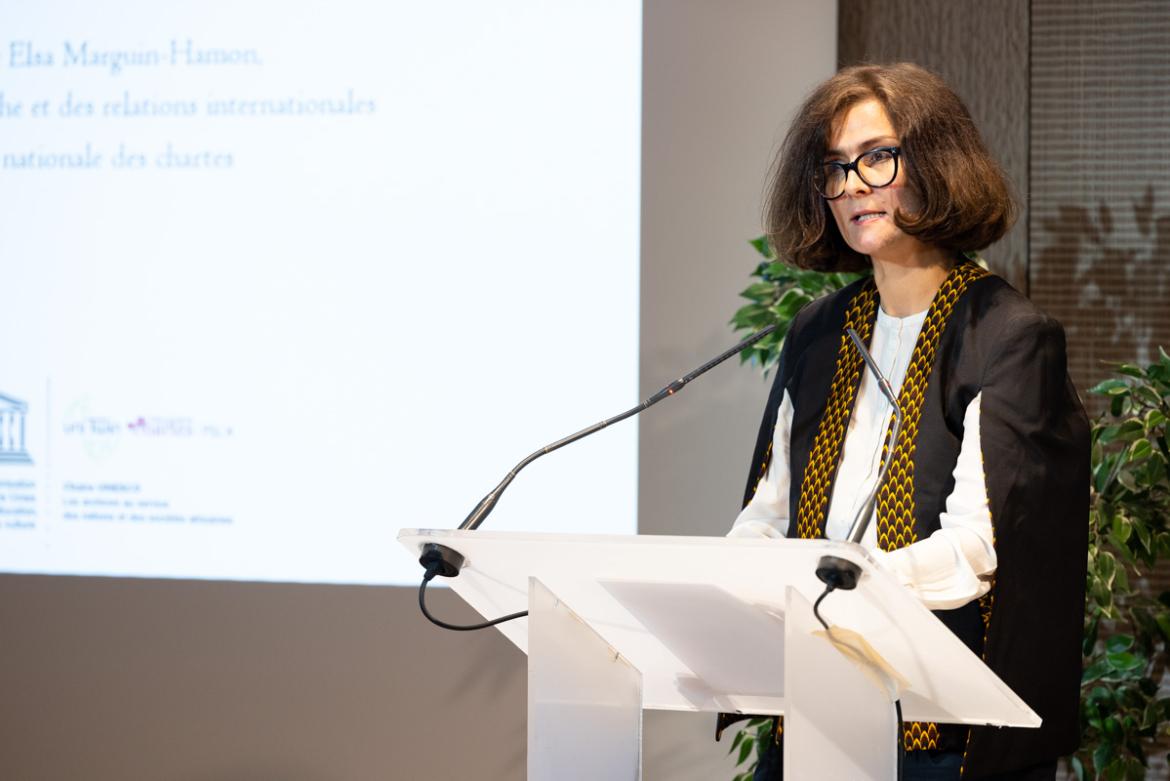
left=843, top=236, right=892, bottom=258
left=841, top=229, right=933, bottom=265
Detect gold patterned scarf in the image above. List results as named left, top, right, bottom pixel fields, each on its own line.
left=795, top=259, right=988, bottom=545
left=795, top=259, right=989, bottom=751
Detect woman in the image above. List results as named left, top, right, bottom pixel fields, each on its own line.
left=727, top=64, right=1089, bottom=780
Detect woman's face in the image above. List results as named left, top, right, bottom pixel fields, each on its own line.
left=824, top=99, right=927, bottom=265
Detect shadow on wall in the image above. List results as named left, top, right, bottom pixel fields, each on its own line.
left=1032, top=184, right=1170, bottom=404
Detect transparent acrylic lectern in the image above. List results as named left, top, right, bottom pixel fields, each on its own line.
left=398, top=530, right=1039, bottom=780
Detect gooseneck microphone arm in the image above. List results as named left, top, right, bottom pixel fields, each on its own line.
left=844, top=327, right=904, bottom=545
left=456, top=324, right=779, bottom=534
left=417, top=324, right=777, bottom=631
left=814, top=326, right=904, bottom=594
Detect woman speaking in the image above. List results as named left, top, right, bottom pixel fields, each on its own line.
left=728, top=63, right=1089, bottom=781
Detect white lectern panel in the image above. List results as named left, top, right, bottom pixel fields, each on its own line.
left=528, top=578, right=641, bottom=780
left=399, top=529, right=1038, bottom=729
left=785, top=587, right=897, bottom=779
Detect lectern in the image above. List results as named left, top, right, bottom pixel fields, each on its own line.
left=398, top=529, right=1038, bottom=779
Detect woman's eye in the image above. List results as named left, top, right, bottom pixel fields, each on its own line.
left=863, top=149, right=892, bottom=164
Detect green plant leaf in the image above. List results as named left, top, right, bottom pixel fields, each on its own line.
left=1094, top=742, right=1115, bottom=773
left=1085, top=616, right=1101, bottom=655
left=1092, top=379, right=1131, bottom=396
left=1098, top=552, right=1117, bottom=587
left=1155, top=612, right=1170, bottom=644
left=1087, top=686, right=1114, bottom=710
left=731, top=304, right=769, bottom=329
left=1135, top=385, right=1162, bottom=407
left=736, top=737, right=753, bottom=765
left=1129, top=439, right=1154, bottom=461
left=1106, top=651, right=1145, bottom=673
left=1101, top=420, right=1145, bottom=444
left=1097, top=454, right=1118, bottom=494
left=1099, top=425, right=1123, bottom=444
left=1115, top=563, right=1130, bottom=592
left=740, top=282, right=779, bottom=302
left=1112, top=514, right=1132, bottom=544
left=775, top=288, right=809, bottom=319
left=762, top=261, right=792, bottom=281
left=1106, top=634, right=1135, bottom=653
left=1084, top=658, right=1111, bottom=683
left=1141, top=700, right=1160, bottom=730
left=748, top=236, right=774, bottom=259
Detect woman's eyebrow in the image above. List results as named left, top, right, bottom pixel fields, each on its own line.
left=824, top=136, right=898, bottom=158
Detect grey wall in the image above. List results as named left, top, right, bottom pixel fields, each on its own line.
left=0, top=3, right=836, bottom=779
left=0, top=576, right=529, bottom=781
left=639, top=0, right=836, bottom=539
left=638, top=0, right=836, bottom=774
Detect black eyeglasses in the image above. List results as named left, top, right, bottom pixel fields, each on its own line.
left=814, top=146, right=901, bottom=200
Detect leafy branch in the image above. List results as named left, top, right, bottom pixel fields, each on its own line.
left=1074, top=352, right=1170, bottom=781
left=730, top=237, right=862, bottom=374
left=727, top=717, right=775, bottom=781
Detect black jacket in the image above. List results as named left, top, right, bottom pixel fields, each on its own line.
left=741, top=270, right=1089, bottom=777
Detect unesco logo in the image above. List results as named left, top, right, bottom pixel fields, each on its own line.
left=0, top=391, right=33, bottom=464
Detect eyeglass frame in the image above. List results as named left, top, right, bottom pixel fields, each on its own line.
left=814, top=145, right=902, bottom=200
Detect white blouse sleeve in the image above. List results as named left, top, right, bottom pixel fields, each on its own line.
left=727, top=390, right=794, bottom=539
left=871, top=392, right=997, bottom=609
left=728, top=389, right=998, bottom=611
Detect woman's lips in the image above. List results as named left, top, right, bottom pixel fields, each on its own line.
left=852, top=211, right=886, bottom=224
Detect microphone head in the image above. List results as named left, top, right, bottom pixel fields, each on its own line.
left=419, top=542, right=466, bottom=579
left=816, top=554, right=861, bottom=591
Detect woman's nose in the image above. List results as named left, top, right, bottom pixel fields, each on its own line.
left=844, top=167, right=871, bottom=195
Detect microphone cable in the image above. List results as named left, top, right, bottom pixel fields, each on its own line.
left=418, top=559, right=528, bottom=632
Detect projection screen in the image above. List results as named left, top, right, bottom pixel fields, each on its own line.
left=0, top=0, right=642, bottom=585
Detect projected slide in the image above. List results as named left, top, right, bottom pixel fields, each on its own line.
left=0, top=2, right=641, bottom=584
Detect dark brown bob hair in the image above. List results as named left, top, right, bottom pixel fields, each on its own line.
left=765, top=63, right=1015, bottom=272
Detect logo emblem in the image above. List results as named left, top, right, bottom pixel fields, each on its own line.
left=0, top=392, right=33, bottom=464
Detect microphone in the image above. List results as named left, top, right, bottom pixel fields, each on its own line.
left=415, top=324, right=779, bottom=632
left=418, top=323, right=778, bottom=582
left=814, top=326, right=904, bottom=592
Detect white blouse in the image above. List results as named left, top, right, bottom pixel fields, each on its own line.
left=728, top=307, right=997, bottom=610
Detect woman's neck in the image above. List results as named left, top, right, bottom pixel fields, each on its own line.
left=871, top=249, right=954, bottom=317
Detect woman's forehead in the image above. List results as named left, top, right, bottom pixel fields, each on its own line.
left=826, top=98, right=897, bottom=155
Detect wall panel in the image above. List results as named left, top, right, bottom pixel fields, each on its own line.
left=1031, top=0, right=1170, bottom=401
